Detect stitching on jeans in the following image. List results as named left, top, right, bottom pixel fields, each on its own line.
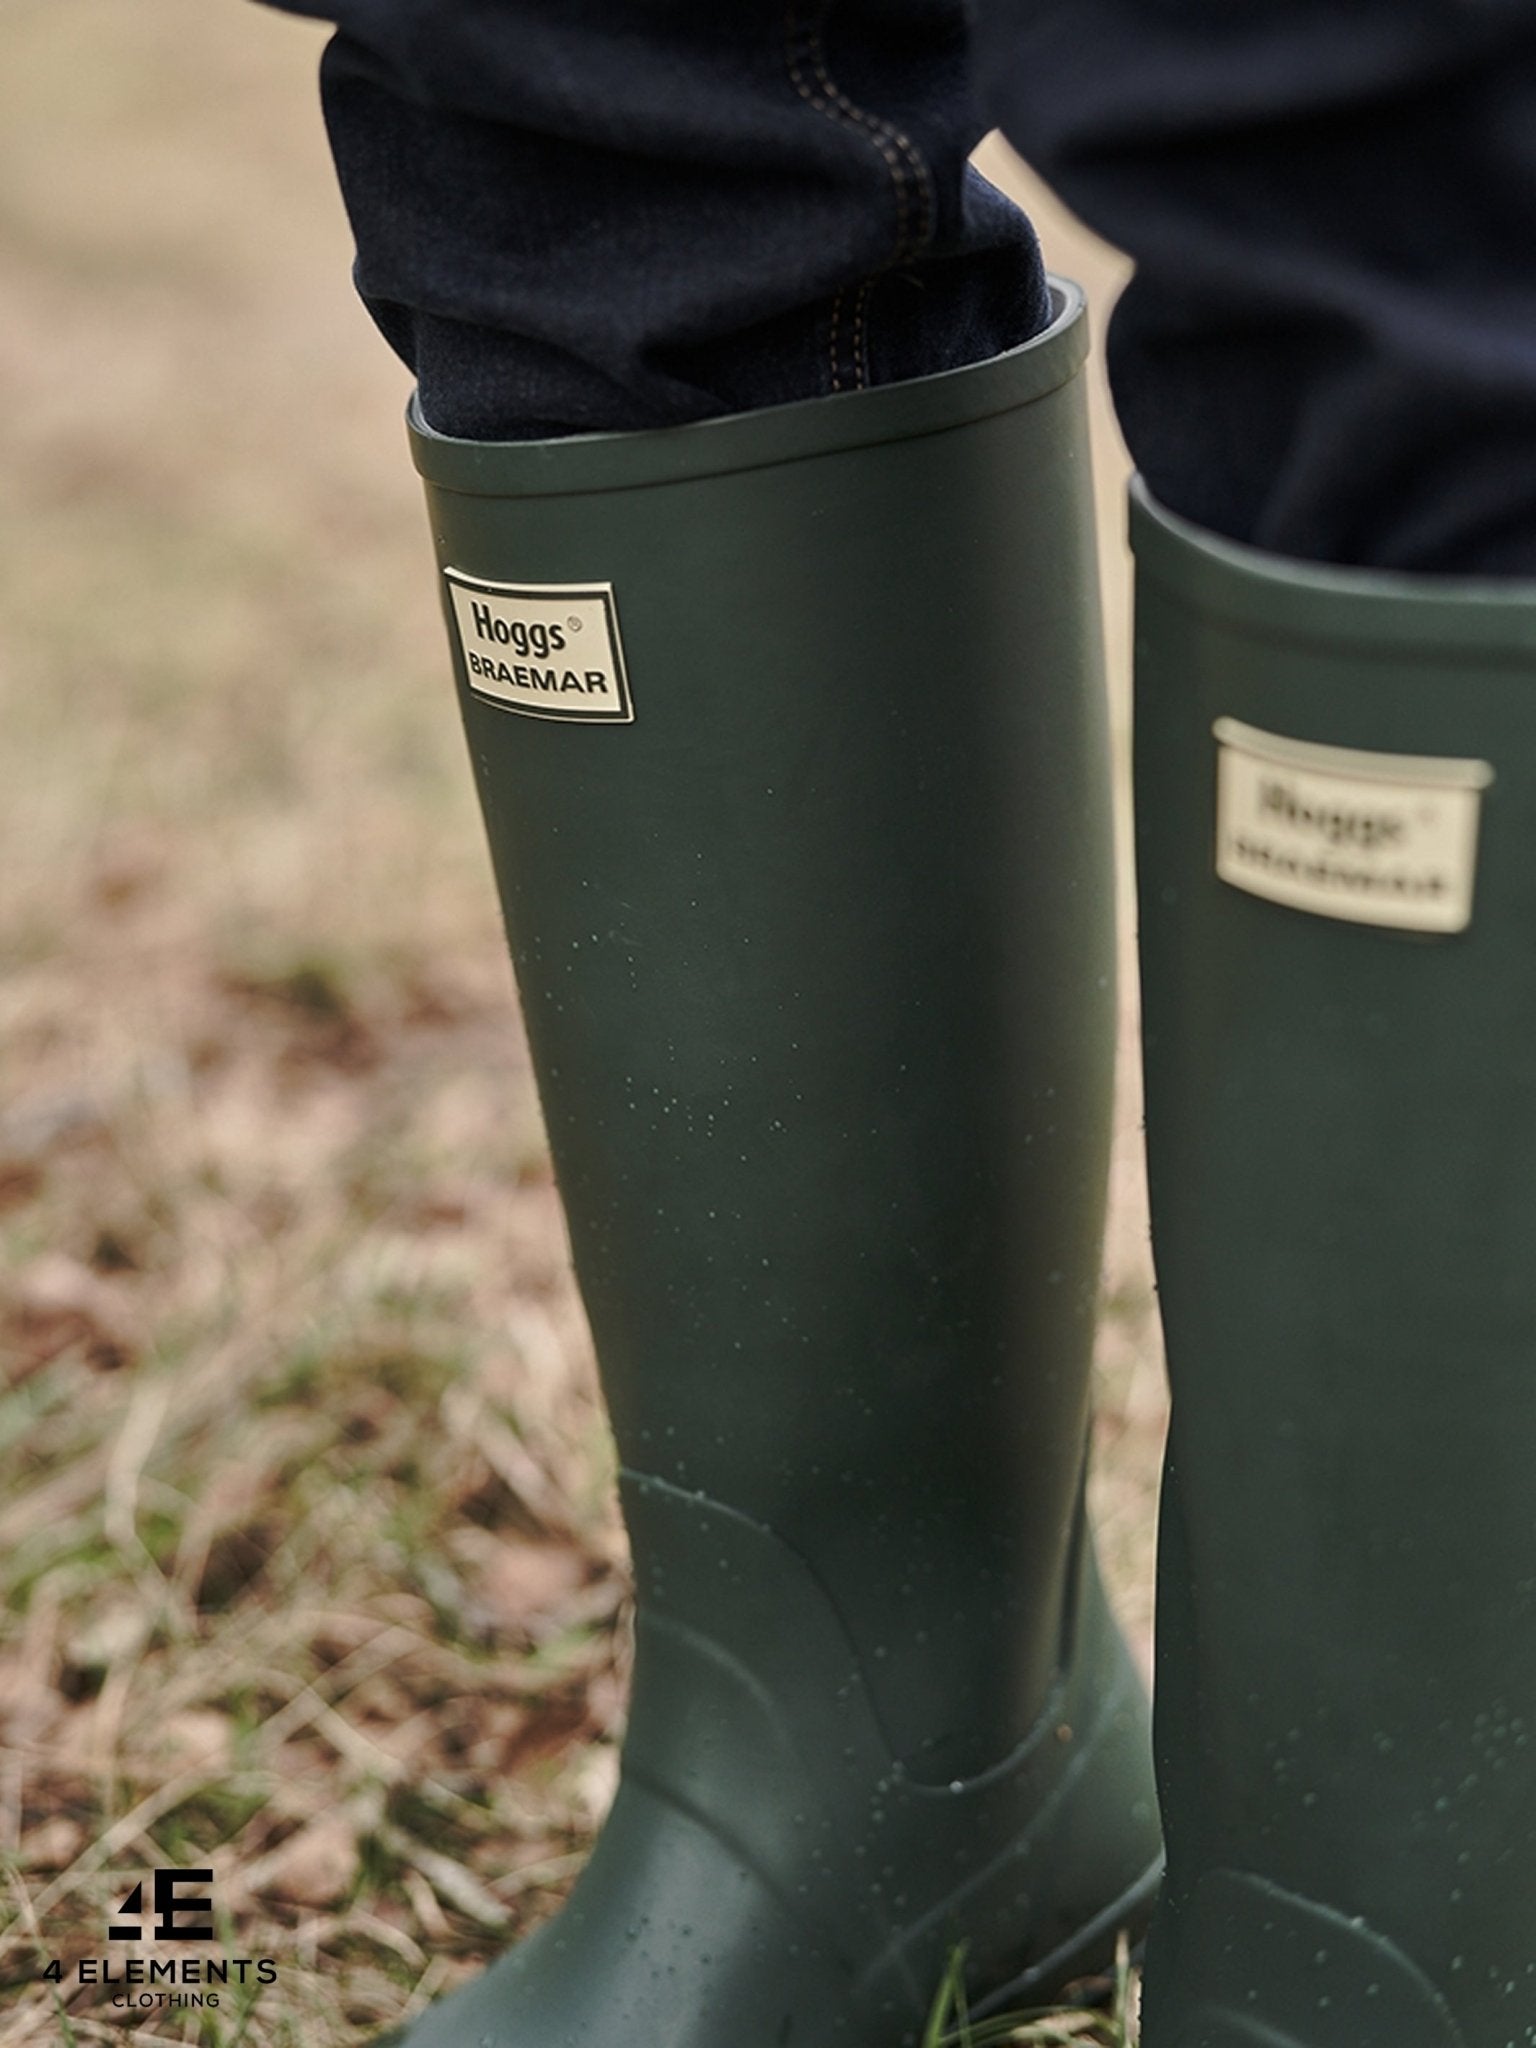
left=786, top=1, right=933, bottom=268
left=804, top=23, right=933, bottom=265
left=784, top=0, right=932, bottom=263
left=829, top=286, right=845, bottom=395
left=784, top=0, right=937, bottom=391
left=851, top=278, right=871, bottom=391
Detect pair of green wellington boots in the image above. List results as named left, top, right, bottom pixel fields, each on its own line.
left=390, top=281, right=1536, bottom=2048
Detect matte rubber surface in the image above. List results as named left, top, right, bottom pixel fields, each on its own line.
left=392, top=293, right=1161, bottom=2047
left=1131, top=482, right=1536, bottom=2048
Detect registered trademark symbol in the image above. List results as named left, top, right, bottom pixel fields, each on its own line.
left=567, top=616, right=582, bottom=631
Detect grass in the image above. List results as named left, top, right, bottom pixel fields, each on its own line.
left=921, top=1938, right=1138, bottom=2048
left=0, top=5, right=1164, bottom=2041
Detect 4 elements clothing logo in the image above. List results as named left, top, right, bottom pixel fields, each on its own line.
left=444, top=568, right=634, bottom=723
left=111, top=1868, right=215, bottom=1941
left=35, top=1866, right=280, bottom=2017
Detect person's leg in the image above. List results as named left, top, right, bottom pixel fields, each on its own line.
left=976, top=0, right=1536, bottom=574
left=395, top=285, right=1161, bottom=2048
left=975, top=7, right=1536, bottom=2042
left=1127, top=477, right=1536, bottom=2048
left=267, top=0, right=1052, bottom=435
left=251, top=3, right=1162, bottom=2042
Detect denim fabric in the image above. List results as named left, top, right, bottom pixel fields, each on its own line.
left=282, top=2, right=1049, bottom=441
left=978, top=1, right=1536, bottom=573
left=257, top=0, right=1536, bottom=573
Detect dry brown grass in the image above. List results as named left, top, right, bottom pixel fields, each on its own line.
left=0, top=7, right=1165, bottom=2041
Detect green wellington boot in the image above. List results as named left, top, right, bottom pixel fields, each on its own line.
left=1131, top=481, right=1536, bottom=2048
left=391, top=285, right=1161, bottom=2048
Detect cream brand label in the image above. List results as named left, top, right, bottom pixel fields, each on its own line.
left=444, top=570, right=633, bottom=723
left=1212, top=718, right=1493, bottom=934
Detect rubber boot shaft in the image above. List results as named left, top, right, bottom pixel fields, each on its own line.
left=394, top=293, right=1161, bottom=2047
left=1132, top=481, right=1536, bottom=2048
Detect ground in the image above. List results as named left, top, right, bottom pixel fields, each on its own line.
left=0, top=8, right=1166, bottom=2042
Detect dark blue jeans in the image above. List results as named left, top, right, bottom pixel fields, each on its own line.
left=260, top=0, right=1536, bottom=575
